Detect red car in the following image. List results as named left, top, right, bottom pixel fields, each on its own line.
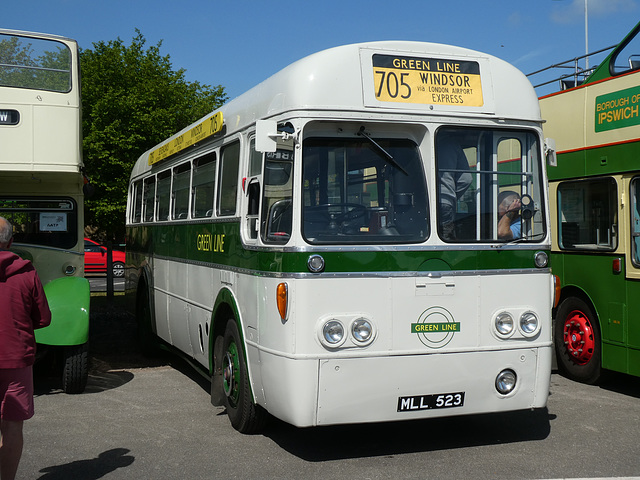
left=84, top=238, right=125, bottom=277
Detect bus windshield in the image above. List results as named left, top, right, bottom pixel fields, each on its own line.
left=302, top=137, right=428, bottom=244
left=436, top=127, right=545, bottom=243
left=0, top=33, right=72, bottom=92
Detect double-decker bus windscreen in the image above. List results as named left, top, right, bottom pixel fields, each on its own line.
left=302, top=137, right=428, bottom=244
left=0, top=197, right=77, bottom=249
left=0, top=33, right=72, bottom=92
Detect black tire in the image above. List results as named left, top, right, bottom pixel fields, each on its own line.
left=554, top=296, right=601, bottom=384
left=113, top=261, right=125, bottom=277
left=136, top=285, right=157, bottom=356
left=222, top=320, right=267, bottom=433
left=62, top=342, right=89, bottom=394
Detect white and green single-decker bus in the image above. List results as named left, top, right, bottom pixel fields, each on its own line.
left=126, top=41, right=557, bottom=433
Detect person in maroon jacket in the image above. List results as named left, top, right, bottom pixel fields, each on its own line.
left=0, top=216, right=51, bottom=480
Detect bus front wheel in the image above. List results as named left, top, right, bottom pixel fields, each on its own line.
left=221, top=320, right=267, bottom=433
left=62, top=342, right=89, bottom=394
left=554, top=297, right=601, bottom=384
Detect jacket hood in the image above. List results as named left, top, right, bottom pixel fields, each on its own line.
left=0, top=250, right=33, bottom=281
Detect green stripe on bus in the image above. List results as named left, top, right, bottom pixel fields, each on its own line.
left=127, top=223, right=545, bottom=273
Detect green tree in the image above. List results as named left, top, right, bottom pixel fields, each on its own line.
left=81, top=30, right=227, bottom=241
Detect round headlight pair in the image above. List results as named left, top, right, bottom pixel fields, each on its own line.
left=320, top=317, right=374, bottom=348
left=494, top=311, right=540, bottom=338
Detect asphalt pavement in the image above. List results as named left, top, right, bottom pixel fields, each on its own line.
left=19, top=293, right=640, bottom=480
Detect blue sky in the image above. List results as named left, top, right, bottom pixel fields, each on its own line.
left=4, top=0, right=639, bottom=99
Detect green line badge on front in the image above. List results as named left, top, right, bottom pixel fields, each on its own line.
left=412, top=306, right=459, bottom=349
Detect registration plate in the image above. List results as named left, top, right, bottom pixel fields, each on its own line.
left=397, top=392, right=465, bottom=412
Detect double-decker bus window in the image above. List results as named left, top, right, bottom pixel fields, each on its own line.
left=218, top=142, right=240, bottom=216
left=156, top=171, right=171, bottom=221
left=0, top=197, right=77, bottom=249
left=632, top=178, right=640, bottom=265
left=192, top=153, right=216, bottom=218
left=0, top=33, right=72, bottom=92
left=557, top=178, right=618, bottom=250
left=172, top=163, right=191, bottom=220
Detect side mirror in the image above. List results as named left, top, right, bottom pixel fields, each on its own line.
left=255, top=120, right=278, bottom=153
left=545, top=137, right=557, bottom=167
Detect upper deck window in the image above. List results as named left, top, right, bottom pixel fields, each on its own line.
left=0, top=33, right=72, bottom=93
left=302, top=136, right=428, bottom=244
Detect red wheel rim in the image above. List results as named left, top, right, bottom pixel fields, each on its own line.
left=562, top=309, right=596, bottom=365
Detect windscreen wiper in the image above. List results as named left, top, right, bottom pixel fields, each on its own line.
left=357, top=127, right=408, bottom=176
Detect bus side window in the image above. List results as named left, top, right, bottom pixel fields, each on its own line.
left=156, top=171, right=171, bottom=221
left=218, top=141, right=240, bottom=216
left=261, top=151, right=293, bottom=244
left=143, top=176, right=156, bottom=222
left=557, top=178, right=617, bottom=250
left=132, top=181, right=143, bottom=223
left=631, top=178, right=640, bottom=265
left=244, top=140, right=262, bottom=240
left=172, top=162, right=191, bottom=220
left=192, top=152, right=216, bottom=218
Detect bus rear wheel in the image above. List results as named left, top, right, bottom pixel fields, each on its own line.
left=222, top=320, right=267, bottom=434
left=554, top=297, right=601, bottom=384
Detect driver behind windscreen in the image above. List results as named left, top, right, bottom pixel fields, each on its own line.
left=497, top=190, right=521, bottom=240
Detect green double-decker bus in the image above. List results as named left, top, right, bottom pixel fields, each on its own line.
left=542, top=21, right=640, bottom=383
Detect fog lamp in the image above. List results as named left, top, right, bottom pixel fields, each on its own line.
left=495, top=369, right=517, bottom=395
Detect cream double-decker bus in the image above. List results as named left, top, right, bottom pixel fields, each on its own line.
left=126, top=41, right=555, bottom=432
left=0, top=29, right=89, bottom=393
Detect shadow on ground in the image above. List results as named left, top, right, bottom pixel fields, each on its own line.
left=34, top=294, right=170, bottom=395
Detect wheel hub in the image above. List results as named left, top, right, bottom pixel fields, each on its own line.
left=222, top=351, right=235, bottom=397
left=563, top=310, right=595, bottom=365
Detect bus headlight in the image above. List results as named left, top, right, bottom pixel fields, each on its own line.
left=322, top=320, right=346, bottom=347
left=494, top=312, right=514, bottom=337
left=495, top=369, right=517, bottom=395
left=519, top=311, right=540, bottom=336
left=63, top=263, right=76, bottom=276
left=351, top=318, right=374, bottom=345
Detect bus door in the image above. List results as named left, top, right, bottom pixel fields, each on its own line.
left=626, top=176, right=640, bottom=374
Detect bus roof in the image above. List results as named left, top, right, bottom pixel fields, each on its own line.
left=132, top=40, right=541, bottom=176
